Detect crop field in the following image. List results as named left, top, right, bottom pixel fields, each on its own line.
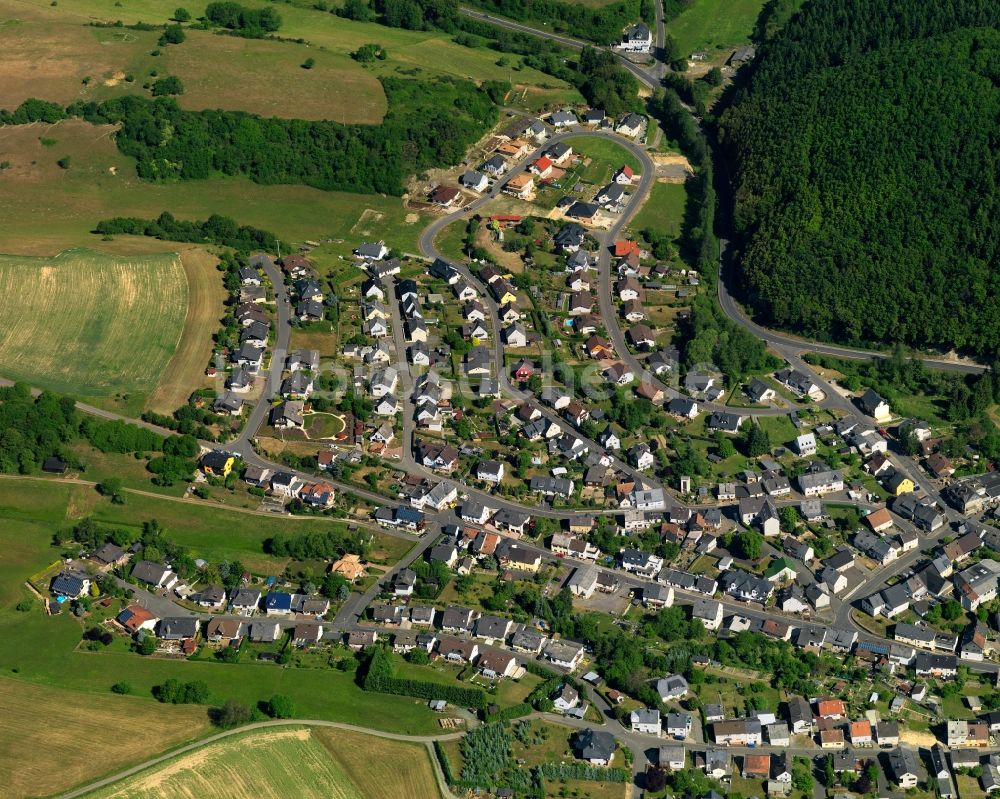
left=0, top=676, right=211, bottom=799
left=314, top=728, right=443, bottom=799
left=145, top=246, right=228, bottom=414
left=0, top=120, right=426, bottom=255
left=89, top=728, right=364, bottom=799
left=87, top=727, right=443, bottom=799
left=667, top=0, right=766, bottom=56
left=0, top=247, right=187, bottom=396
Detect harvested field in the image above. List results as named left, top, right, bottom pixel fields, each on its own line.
left=87, top=726, right=442, bottom=799
left=0, top=247, right=187, bottom=396
left=89, top=728, right=362, bottom=799
left=146, top=246, right=228, bottom=414
left=314, top=727, right=443, bottom=799
left=0, top=676, right=211, bottom=799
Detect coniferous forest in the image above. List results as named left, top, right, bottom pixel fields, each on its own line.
left=721, top=0, right=1000, bottom=356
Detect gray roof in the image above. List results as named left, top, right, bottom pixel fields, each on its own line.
left=158, top=617, right=199, bottom=639
left=132, top=560, right=171, bottom=585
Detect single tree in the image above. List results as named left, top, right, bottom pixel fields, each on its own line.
left=267, top=694, right=295, bottom=718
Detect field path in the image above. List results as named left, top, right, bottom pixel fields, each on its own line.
left=58, top=719, right=466, bottom=799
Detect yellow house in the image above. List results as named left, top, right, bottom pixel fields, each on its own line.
left=201, top=451, right=235, bottom=478
left=885, top=472, right=914, bottom=496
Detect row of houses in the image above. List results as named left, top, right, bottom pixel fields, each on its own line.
left=364, top=602, right=586, bottom=671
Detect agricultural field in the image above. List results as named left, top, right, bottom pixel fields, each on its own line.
left=0, top=676, right=212, bottom=799
left=0, top=3, right=385, bottom=122
left=313, top=727, right=443, bottom=799
left=145, top=246, right=228, bottom=414
left=88, top=727, right=443, bottom=799
left=0, top=247, right=187, bottom=397
left=667, top=0, right=767, bottom=56
left=9, top=0, right=580, bottom=111
left=0, top=119, right=427, bottom=254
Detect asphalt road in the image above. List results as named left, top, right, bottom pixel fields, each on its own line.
left=457, top=7, right=660, bottom=91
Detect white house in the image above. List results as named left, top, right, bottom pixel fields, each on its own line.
left=618, top=22, right=652, bottom=53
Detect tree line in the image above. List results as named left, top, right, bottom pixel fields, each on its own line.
left=1, top=74, right=498, bottom=195
left=721, top=0, right=1000, bottom=356
left=263, top=527, right=369, bottom=561
left=95, top=211, right=277, bottom=251
left=0, top=383, right=198, bottom=476
left=360, top=646, right=488, bottom=709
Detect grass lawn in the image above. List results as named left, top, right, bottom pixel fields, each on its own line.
left=667, top=0, right=768, bottom=56
left=0, top=605, right=443, bottom=737
left=496, top=671, right=543, bottom=705
left=305, top=412, right=346, bottom=439
left=0, top=248, right=186, bottom=397
left=564, top=136, right=644, bottom=185
left=0, top=120, right=426, bottom=255
left=631, top=181, right=688, bottom=239
left=957, top=773, right=988, bottom=799
left=890, top=391, right=950, bottom=427
left=12, top=0, right=578, bottom=109
left=0, top=478, right=412, bottom=574
left=434, top=221, right=470, bottom=264
left=395, top=658, right=469, bottom=689
left=549, top=780, right=628, bottom=799
left=438, top=736, right=466, bottom=779
left=0, top=2, right=386, bottom=123
left=753, top=414, right=801, bottom=449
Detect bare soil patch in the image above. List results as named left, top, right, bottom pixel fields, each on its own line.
left=147, top=246, right=228, bottom=414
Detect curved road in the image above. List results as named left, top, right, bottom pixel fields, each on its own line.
left=458, top=7, right=660, bottom=91
left=56, top=718, right=468, bottom=799
left=461, top=11, right=991, bottom=377
left=717, top=255, right=988, bottom=375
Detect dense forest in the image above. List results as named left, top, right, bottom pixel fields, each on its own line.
left=721, top=0, right=1000, bottom=356
left=2, top=76, right=497, bottom=196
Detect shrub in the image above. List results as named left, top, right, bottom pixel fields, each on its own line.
left=159, top=24, right=186, bottom=44
left=152, top=76, right=185, bottom=96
